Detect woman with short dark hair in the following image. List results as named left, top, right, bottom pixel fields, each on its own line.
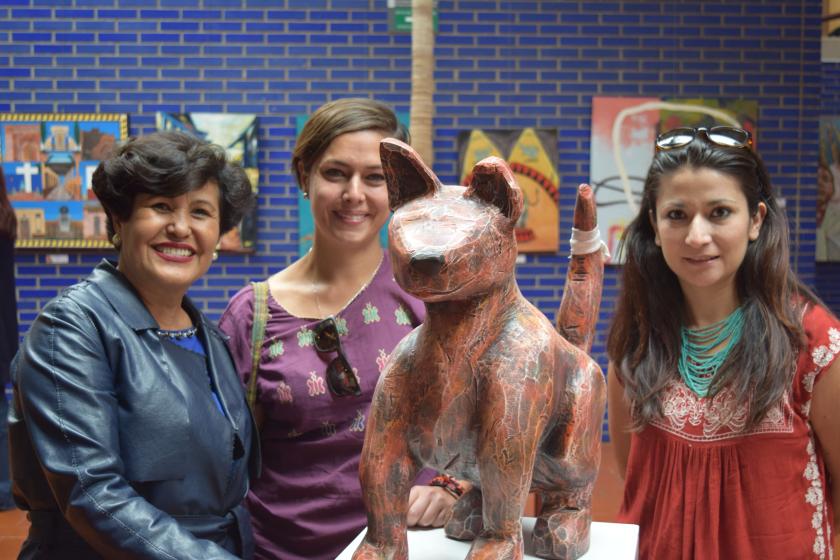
left=10, top=130, right=259, bottom=559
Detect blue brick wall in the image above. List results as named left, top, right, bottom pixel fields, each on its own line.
left=819, top=61, right=840, bottom=313
left=2, top=1, right=834, bottom=441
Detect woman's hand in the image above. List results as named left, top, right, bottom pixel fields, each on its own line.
left=406, top=485, right=455, bottom=527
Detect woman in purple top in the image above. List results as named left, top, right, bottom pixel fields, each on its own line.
left=220, top=98, right=460, bottom=560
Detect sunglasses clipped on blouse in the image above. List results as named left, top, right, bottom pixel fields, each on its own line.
left=313, top=316, right=362, bottom=397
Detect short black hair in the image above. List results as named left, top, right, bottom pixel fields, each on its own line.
left=92, top=130, right=254, bottom=239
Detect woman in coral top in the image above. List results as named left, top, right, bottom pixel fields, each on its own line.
left=607, top=126, right=840, bottom=559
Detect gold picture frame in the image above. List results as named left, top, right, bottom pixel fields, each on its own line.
left=1, top=113, right=128, bottom=249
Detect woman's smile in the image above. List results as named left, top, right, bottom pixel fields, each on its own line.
left=334, top=210, right=370, bottom=225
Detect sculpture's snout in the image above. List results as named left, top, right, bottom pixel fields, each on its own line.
left=410, top=254, right=445, bottom=276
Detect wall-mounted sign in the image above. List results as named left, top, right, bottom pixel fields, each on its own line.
left=387, top=0, right=438, bottom=33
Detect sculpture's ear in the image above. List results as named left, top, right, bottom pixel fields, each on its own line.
left=464, top=156, right=523, bottom=223
left=381, top=138, right=442, bottom=211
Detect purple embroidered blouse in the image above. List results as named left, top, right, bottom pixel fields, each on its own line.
left=219, top=252, right=425, bottom=560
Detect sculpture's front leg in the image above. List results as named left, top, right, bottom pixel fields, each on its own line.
left=466, top=351, right=551, bottom=560
left=533, top=360, right=605, bottom=560
left=352, top=362, right=418, bottom=560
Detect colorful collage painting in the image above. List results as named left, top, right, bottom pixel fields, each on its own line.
left=1, top=113, right=128, bottom=249
left=157, top=112, right=259, bottom=252
left=589, top=97, right=757, bottom=262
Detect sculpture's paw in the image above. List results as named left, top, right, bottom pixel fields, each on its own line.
left=351, top=540, right=407, bottom=560
left=445, top=490, right=483, bottom=541
left=464, top=534, right=524, bottom=560
left=532, top=510, right=591, bottom=560
left=445, top=509, right=483, bottom=540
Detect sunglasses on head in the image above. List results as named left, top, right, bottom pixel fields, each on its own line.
left=655, top=126, right=753, bottom=152
left=313, top=317, right=361, bottom=397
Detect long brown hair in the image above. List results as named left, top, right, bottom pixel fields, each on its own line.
left=0, top=173, right=16, bottom=241
left=607, top=137, right=814, bottom=429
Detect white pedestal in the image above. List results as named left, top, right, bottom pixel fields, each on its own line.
left=336, top=518, right=639, bottom=560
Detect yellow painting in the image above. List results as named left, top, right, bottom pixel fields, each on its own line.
left=458, top=128, right=559, bottom=253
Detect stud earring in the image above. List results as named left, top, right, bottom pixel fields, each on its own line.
left=111, top=232, right=121, bottom=248
left=212, top=250, right=219, bottom=261
left=302, top=190, right=309, bottom=199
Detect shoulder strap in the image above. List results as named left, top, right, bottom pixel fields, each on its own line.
left=247, top=281, right=270, bottom=413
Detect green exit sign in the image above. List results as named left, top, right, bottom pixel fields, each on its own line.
left=389, top=6, right=438, bottom=33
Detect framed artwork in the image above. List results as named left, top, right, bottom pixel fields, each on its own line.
left=818, top=116, right=840, bottom=262
left=2, top=113, right=128, bottom=249
left=824, top=0, right=840, bottom=61
left=590, top=97, right=757, bottom=262
left=457, top=128, right=560, bottom=253
left=827, top=0, right=840, bottom=36
left=157, top=112, right=259, bottom=252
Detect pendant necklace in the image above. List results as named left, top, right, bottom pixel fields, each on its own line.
left=678, top=306, right=745, bottom=397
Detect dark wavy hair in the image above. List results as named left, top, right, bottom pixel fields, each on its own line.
left=92, top=130, right=254, bottom=240
left=292, top=97, right=410, bottom=190
left=607, top=136, right=817, bottom=429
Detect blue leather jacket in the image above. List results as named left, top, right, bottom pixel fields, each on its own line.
left=10, top=260, right=260, bottom=559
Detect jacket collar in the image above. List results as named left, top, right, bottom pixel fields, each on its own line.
left=89, top=259, right=217, bottom=337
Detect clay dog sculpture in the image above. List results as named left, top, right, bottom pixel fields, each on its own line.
left=352, top=139, right=606, bottom=560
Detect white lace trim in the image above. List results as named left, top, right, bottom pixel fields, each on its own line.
left=802, top=325, right=839, bottom=559
left=650, top=378, right=793, bottom=442
left=811, top=327, right=840, bottom=370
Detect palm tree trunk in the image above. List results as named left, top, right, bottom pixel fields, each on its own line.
left=411, top=0, right=435, bottom=166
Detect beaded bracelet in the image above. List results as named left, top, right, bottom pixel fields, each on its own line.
left=429, top=474, right=464, bottom=499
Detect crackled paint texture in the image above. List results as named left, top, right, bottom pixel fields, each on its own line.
left=352, top=139, right=606, bottom=560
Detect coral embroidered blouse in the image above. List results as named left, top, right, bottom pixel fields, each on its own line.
left=618, top=303, right=839, bottom=560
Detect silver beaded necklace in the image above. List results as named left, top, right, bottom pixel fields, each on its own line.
left=156, top=326, right=198, bottom=340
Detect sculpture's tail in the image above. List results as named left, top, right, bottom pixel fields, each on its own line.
left=556, top=184, right=605, bottom=354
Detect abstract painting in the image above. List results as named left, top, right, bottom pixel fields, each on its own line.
left=818, top=116, right=840, bottom=261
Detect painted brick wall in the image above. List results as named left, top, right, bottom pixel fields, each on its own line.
left=819, top=61, right=840, bottom=313
left=1, top=0, right=833, bottom=442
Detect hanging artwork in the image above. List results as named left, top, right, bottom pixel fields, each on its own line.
left=457, top=128, right=559, bottom=253
left=2, top=113, right=128, bottom=249
left=818, top=116, right=840, bottom=262
left=157, top=112, right=259, bottom=252
left=590, top=97, right=758, bottom=262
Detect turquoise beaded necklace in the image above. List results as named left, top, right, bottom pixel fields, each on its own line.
left=678, top=306, right=745, bottom=397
